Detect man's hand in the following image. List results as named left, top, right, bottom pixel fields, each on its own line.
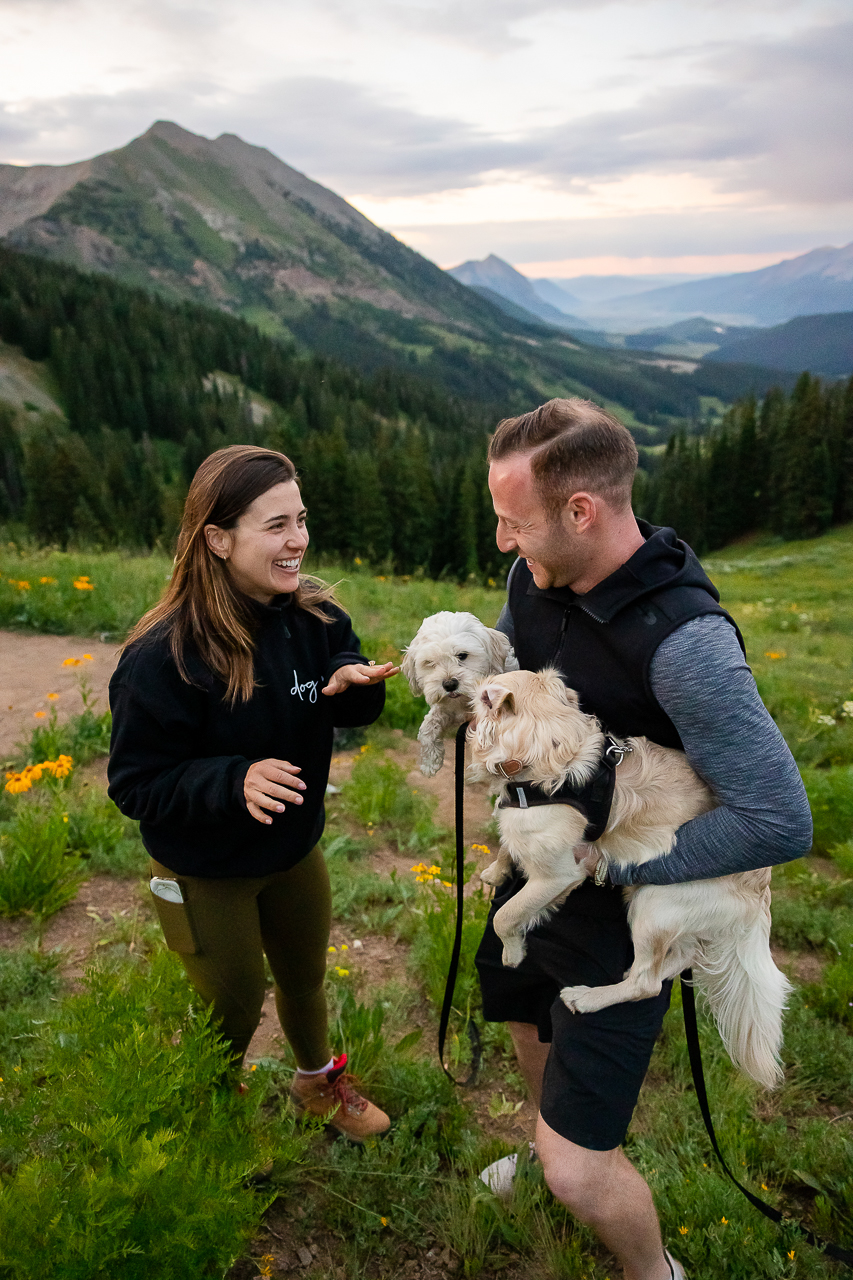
left=244, top=758, right=306, bottom=824
left=321, top=661, right=400, bottom=696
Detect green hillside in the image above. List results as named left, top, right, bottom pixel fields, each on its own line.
left=1, top=122, right=792, bottom=429
left=706, top=311, right=853, bottom=376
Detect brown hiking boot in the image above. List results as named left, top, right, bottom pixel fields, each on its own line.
left=289, top=1054, right=390, bottom=1142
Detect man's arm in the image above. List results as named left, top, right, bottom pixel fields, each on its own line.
left=607, top=614, right=812, bottom=886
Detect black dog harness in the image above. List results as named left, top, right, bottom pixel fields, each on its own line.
left=496, top=736, right=633, bottom=843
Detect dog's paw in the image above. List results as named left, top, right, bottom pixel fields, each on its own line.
left=419, top=743, right=445, bottom=776
left=480, top=860, right=508, bottom=887
left=501, top=939, right=526, bottom=968
left=560, top=984, right=595, bottom=1014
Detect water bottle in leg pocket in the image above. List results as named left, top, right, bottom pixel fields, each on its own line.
left=149, top=876, right=199, bottom=954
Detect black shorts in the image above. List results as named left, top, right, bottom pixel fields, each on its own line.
left=475, top=873, right=671, bottom=1151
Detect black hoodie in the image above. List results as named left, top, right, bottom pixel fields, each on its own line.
left=107, top=595, right=384, bottom=877
left=504, top=521, right=743, bottom=747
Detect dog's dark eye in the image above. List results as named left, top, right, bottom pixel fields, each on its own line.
left=456, top=652, right=469, bottom=661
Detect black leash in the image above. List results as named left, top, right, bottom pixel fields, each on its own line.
left=680, top=970, right=853, bottom=1267
left=437, top=721, right=482, bottom=1086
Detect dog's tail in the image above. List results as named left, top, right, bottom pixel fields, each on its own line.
left=693, top=888, right=792, bottom=1090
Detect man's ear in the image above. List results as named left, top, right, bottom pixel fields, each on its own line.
left=400, top=646, right=422, bottom=696
left=563, top=492, right=597, bottom=535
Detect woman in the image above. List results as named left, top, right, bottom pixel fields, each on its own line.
left=108, top=444, right=398, bottom=1141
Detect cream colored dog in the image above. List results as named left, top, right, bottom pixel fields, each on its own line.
left=468, top=668, right=791, bottom=1090
left=402, top=611, right=518, bottom=776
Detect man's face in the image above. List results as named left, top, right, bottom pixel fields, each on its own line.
left=489, top=454, right=583, bottom=590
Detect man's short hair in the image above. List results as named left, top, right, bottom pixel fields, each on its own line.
left=488, top=398, right=638, bottom=517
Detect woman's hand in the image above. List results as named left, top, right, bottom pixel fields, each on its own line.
left=321, top=661, right=400, bottom=696
left=244, top=758, right=306, bottom=824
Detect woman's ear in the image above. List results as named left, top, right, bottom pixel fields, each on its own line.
left=204, top=524, right=231, bottom=561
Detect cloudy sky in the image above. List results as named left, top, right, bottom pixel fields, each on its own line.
left=1, top=0, right=851, bottom=276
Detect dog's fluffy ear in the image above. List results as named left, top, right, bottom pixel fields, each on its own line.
left=400, top=645, right=422, bottom=696
left=483, top=627, right=514, bottom=673
left=539, top=669, right=579, bottom=706
left=480, top=683, right=515, bottom=715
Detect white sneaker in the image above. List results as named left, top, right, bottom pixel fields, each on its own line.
left=478, top=1143, right=536, bottom=1200
left=665, top=1250, right=686, bottom=1279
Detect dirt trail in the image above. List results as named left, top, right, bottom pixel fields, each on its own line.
left=0, top=630, right=120, bottom=763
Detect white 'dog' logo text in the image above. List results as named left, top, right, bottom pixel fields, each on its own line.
left=291, top=670, right=319, bottom=703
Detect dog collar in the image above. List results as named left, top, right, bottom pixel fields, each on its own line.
left=494, top=758, right=524, bottom=779
left=497, top=735, right=632, bottom=843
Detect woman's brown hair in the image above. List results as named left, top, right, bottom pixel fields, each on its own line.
left=126, top=445, right=338, bottom=703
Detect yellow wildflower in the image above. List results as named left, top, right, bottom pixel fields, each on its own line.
left=764, top=651, right=786, bottom=660
left=335, top=966, right=349, bottom=976
left=787, top=1250, right=795, bottom=1260
left=73, top=578, right=94, bottom=591
left=15, top=580, right=30, bottom=591
left=328, top=945, right=337, bottom=953
left=47, top=692, right=59, bottom=700
left=721, top=1217, right=728, bottom=1225
left=380, top=1217, right=388, bottom=1227
left=63, top=657, right=83, bottom=667
left=33, top=710, right=46, bottom=719
left=354, top=557, right=362, bottom=565
left=40, top=576, right=57, bottom=585
left=83, top=653, right=92, bottom=660
left=679, top=1226, right=688, bottom=1235
left=471, top=843, right=491, bottom=854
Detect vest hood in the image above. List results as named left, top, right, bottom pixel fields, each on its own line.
left=530, top=520, right=720, bottom=624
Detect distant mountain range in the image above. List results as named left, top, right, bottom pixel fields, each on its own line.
left=446, top=254, right=590, bottom=330
left=449, top=248, right=853, bottom=332
left=601, top=244, right=853, bottom=327
left=447, top=252, right=853, bottom=375
left=0, top=122, right=801, bottom=430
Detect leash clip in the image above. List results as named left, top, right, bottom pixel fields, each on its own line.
left=604, top=739, right=632, bottom=767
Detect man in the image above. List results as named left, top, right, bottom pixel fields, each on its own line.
left=475, top=398, right=812, bottom=1280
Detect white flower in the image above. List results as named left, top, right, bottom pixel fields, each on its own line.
left=841, top=702, right=853, bottom=718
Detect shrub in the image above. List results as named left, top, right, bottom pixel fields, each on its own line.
left=0, top=952, right=304, bottom=1280
left=0, top=801, right=85, bottom=918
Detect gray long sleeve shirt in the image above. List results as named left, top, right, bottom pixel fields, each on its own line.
left=495, top=607, right=812, bottom=886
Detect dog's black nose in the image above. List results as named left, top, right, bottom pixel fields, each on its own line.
left=442, top=677, right=459, bottom=692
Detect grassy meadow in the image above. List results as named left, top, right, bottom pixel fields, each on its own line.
left=0, top=532, right=851, bottom=1279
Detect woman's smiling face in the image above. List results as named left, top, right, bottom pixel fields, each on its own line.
left=206, top=480, right=309, bottom=603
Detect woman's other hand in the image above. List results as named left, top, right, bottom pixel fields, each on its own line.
left=244, top=758, right=306, bottom=824
left=321, top=661, right=400, bottom=696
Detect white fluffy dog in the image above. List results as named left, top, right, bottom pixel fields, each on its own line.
left=467, top=668, right=792, bottom=1090
left=402, top=611, right=518, bottom=776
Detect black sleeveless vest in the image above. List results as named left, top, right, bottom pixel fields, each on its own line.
left=507, top=521, right=744, bottom=749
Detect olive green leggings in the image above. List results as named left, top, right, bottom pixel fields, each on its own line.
left=149, top=846, right=332, bottom=1070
